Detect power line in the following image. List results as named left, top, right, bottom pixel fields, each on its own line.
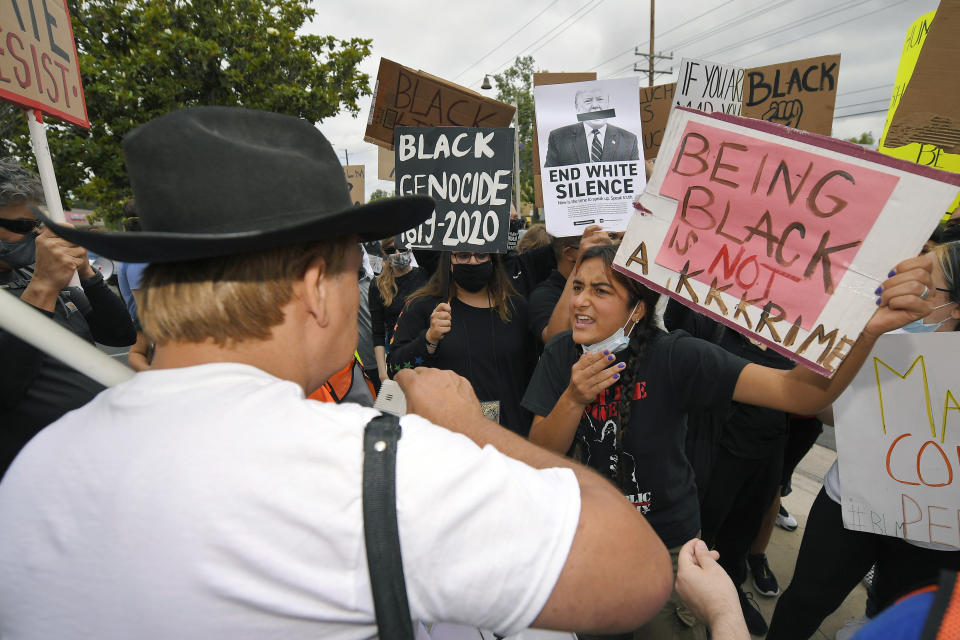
left=835, top=98, right=891, bottom=110
left=474, top=0, right=604, bottom=86
left=834, top=108, right=890, bottom=119
left=729, top=0, right=908, bottom=64
left=526, top=0, right=611, bottom=58
left=662, top=0, right=798, bottom=53
left=588, top=0, right=737, bottom=73
left=696, top=0, right=879, bottom=60
left=452, top=0, right=562, bottom=82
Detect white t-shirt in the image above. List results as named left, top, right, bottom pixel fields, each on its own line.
left=0, top=363, right=580, bottom=639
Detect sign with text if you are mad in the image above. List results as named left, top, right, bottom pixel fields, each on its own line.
left=394, top=126, right=514, bottom=253
left=835, top=332, right=960, bottom=548
left=613, top=108, right=960, bottom=376
left=0, top=0, right=88, bottom=127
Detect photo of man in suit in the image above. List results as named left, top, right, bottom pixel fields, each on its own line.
left=544, top=87, right=641, bottom=167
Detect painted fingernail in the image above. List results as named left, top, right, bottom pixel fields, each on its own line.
left=603, top=349, right=610, bottom=355
left=888, top=269, right=896, bottom=277
left=874, top=286, right=882, bottom=295
left=612, top=373, right=620, bottom=380
left=876, top=298, right=882, bottom=305
left=617, top=362, right=626, bottom=369
left=607, top=355, right=615, bottom=361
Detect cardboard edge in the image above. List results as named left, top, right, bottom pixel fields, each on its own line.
left=611, top=262, right=834, bottom=377
left=683, top=108, right=960, bottom=187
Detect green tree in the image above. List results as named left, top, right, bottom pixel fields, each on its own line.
left=492, top=56, right=537, bottom=211
left=368, top=188, right=393, bottom=202
left=1, top=0, right=372, bottom=226
left=846, top=131, right=875, bottom=146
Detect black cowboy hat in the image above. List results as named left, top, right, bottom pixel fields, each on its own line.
left=32, top=106, right=432, bottom=263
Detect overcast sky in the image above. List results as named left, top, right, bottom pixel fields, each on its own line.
left=306, top=0, right=940, bottom=201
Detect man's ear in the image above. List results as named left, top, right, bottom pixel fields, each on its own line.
left=951, top=303, right=960, bottom=321
left=301, top=255, right=331, bottom=327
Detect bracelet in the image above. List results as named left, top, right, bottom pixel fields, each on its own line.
left=425, top=338, right=439, bottom=350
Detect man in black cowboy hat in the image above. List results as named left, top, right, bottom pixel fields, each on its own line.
left=0, top=107, right=671, bottom=638
left=0, top=158, right=135, bottom=479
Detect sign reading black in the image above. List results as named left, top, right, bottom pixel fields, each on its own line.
left=394, top=126, right=514, bottom=253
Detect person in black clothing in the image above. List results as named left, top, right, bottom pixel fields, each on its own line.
left=368, top=237, right=428, bottom=385
left=665, top=299, right=793, bottom=635
left=522, top=244, right=937, bottom=639
left=389, top=250, right=537, bottom=436
left=0, top=159, right=136, bottom=478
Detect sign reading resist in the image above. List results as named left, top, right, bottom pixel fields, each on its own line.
left=394, top=126, right=514, bottom=253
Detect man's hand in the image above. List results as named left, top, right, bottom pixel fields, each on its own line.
left=567, top=351, right=624, bottom=405
left=20, top=228, right=89, bottom=311
left=676, top=539, right=749, bottom=639
left=33, top=228, right=89, bottom=289
left=394, top=367, right=482, bottom=427
left=426, top=302, right=452, bottom=344
left=865, top=255, right=934, bottom=337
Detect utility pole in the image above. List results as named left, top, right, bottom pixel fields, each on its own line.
left=634, top=0, right=672, bottom=86
left=344, top=149, right=350, bottom=165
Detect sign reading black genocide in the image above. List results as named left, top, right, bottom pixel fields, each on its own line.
left=394, top=126, right=514, bottom=253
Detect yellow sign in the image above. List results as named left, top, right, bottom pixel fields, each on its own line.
left=879, top=10, right=960, bottom=211
left=0, top=0, right=89, bottom=127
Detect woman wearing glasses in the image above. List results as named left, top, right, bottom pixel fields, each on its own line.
left=368, top=238, right=428, bottom=386
left=388, top=250, right=538, bottom=436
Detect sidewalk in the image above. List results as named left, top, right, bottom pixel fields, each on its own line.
left=754, top=443, right=866, bottom=639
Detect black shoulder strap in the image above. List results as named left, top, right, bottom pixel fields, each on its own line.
left=362, top=413, right=414, bottom=640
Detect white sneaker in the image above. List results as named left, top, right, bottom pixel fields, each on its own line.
left=776, top=505, right=798, bottom=531
left=835, top=615, right=869, bottom=640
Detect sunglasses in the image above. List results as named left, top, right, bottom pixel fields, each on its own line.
left=0, top=218, right=42, bottom=234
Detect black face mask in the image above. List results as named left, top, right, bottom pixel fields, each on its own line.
left=452, top=262, right=494, bottom=293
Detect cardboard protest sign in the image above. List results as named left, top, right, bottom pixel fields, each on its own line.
left=0, top=0, right=89, bottom=128
left=741, top=54, right=840, bottom=136
left=394, top=126, right=514, bottom=252
left=835, top=333, right=960, bottom=548
left=885, top=1, right=960, bottom=156
left=533, top=72, right=598, bottom=209
left=613, top=108, right=960, bottom=376
left=535, top=77, right=645, bottom=236
left=675, top=58, right=743, bottom=115
left=378, top=145, right=395, bottom=181
left=365, top=58, right=516, bottom=150
left=344, top=165, right=365, bottom=206
left=879, top=9, right=960, bottom=212
left=639, top=82, right=675, bottom=160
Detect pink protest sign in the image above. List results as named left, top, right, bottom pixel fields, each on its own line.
left=656, top=120, right=899, bottom=329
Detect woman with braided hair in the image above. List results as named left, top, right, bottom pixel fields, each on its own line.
left=522, top=244, right=939, bottom=640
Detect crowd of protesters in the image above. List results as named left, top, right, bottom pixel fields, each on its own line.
left=0, top=106, right=959, bottom=640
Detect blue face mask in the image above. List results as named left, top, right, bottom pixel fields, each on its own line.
left=0, top=231, right=38, bottom=269
left=900, top=302, right=956, bottom=333
left=583, top=301, right=642, bottom=354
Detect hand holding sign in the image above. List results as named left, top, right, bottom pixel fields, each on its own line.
left=762, top=100, right=804, bottom=128
left=426, top=302, right=452, bottom=345
left=864, top=255, right=934, bottom=337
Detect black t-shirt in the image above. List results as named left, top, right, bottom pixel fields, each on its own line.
left=664, top=299, right=793, bottom=459
left=527, top=269, right=566, bottom=341
left=388, top=295, right=538, bottom=436
left=368, top=268, right=429, bottom=348
left=522, top=329, right=748, bottom=547
left=503, top=243, right=556, bottom=298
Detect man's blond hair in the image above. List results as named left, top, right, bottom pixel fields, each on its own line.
left=140, top=239, right=353, bottom=346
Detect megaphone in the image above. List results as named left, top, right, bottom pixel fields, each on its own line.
left=91, top=256, right=115, bottom=280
